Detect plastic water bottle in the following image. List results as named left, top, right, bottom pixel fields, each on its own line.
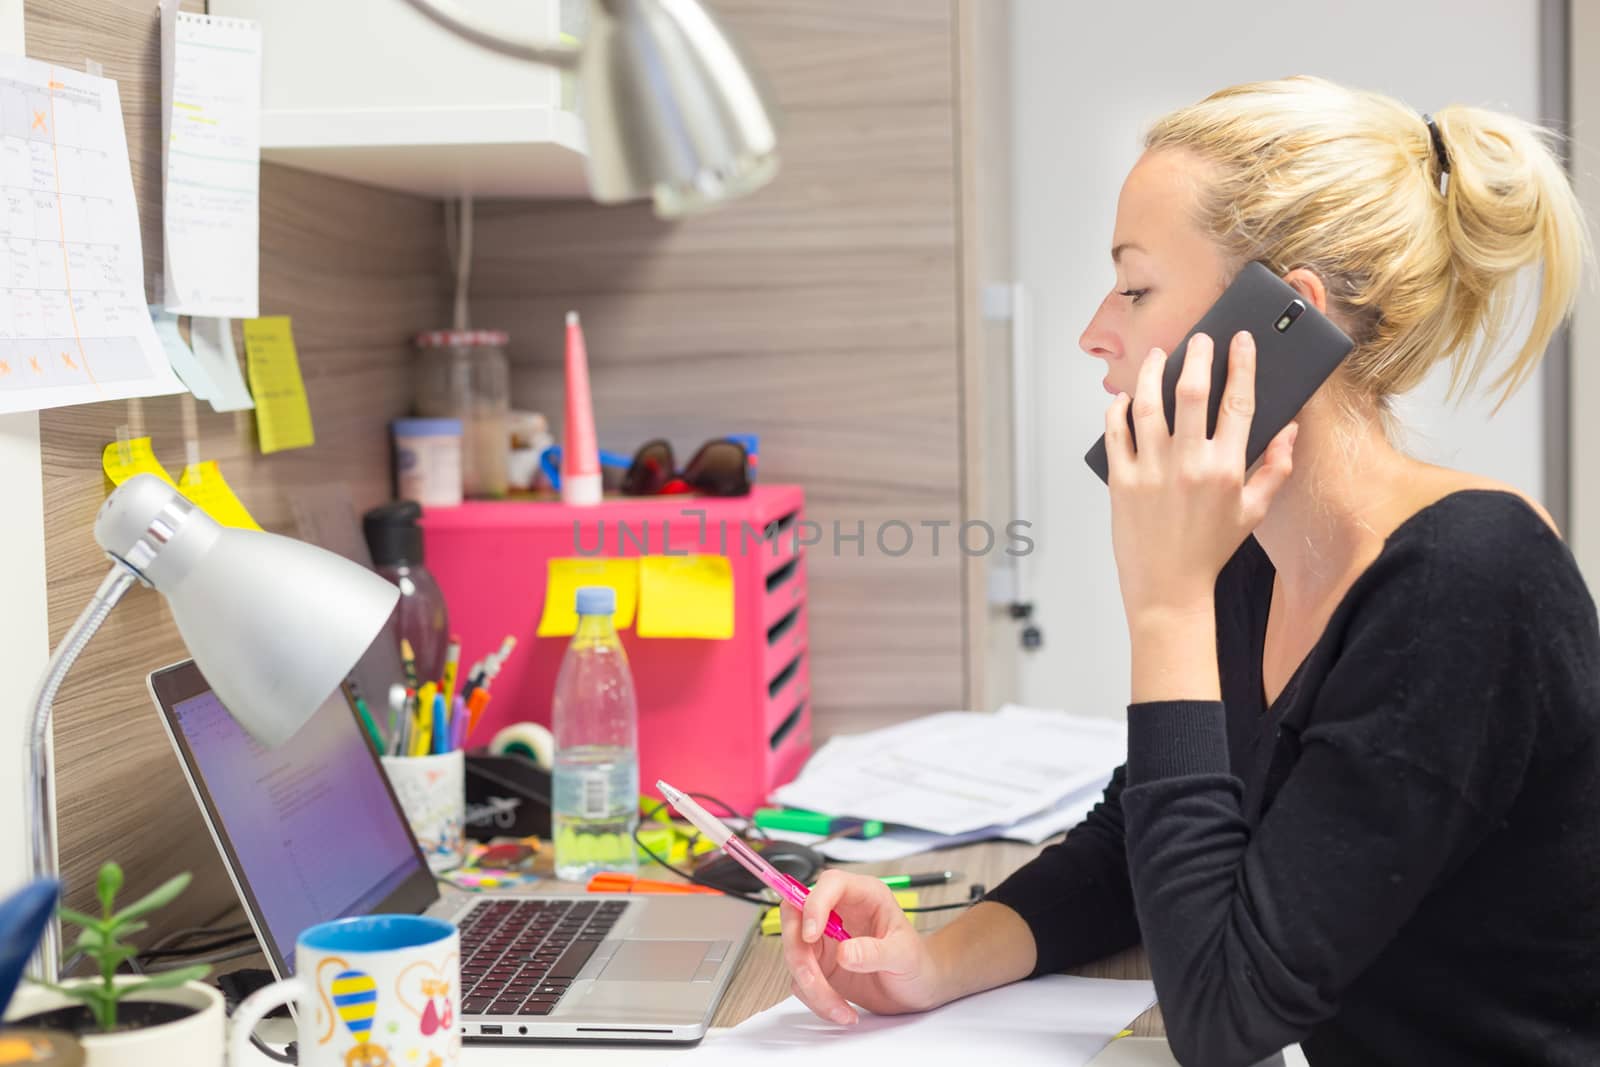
left=551, top=586, right=640, bottom=881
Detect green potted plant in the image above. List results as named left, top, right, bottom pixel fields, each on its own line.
left=3, top=863, right=225, bottom=1066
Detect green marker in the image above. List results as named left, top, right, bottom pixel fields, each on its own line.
left=347, top=683, right=384, bottom=755
left=753, top=807, right=884, bottom=839
left=879, top=871, right=962, bottom=890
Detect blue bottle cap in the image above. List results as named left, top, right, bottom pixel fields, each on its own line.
left=575, top=586, right=615, bottom=615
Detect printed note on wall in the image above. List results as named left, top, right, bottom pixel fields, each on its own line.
left=0, top=58, right=183, bottom=415
left=160, top=2, right=261, bottom=319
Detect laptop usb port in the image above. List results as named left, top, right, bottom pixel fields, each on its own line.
left=479, top=1025, right=502, bottom=1035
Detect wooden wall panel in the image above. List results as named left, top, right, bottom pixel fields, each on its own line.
left=473, top=0, right=970, bottom=740
left=27, top=0, right=449, bottom=935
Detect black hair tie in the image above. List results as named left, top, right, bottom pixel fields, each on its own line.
left=1423, top=113, right=1451, bottom=182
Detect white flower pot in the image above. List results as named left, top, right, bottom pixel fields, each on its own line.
left=4, top=975, right=225, bottom=1067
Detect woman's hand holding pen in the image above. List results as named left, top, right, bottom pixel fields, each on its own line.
left=779, top=870, right=945, bottom=1024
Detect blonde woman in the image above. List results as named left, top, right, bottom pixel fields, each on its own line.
left=780, top=77, right=1600, bottom=1067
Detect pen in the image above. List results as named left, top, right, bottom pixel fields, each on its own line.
left=657, top=779, right=851, bottom=942
left=347, top=682, right=384, bottom=755
left=464, top=687, right=492, bottom=745
left=413, top=682, right=437, bottom=756
left=879, top=871, right=960, bottom=890
left=431, top=692, right=448, bottom=755
left=479, top=635, right=518, bottom=686
left=440, top=635, right=462, bottom=708
left=399, top=638, right=419, bottom=691
left=449, top=694, right=467, bottom=751
left=387, top=684, right=406, bottom=753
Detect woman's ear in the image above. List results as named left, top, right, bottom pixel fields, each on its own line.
left=1281, top=267, right=1329, bottom=314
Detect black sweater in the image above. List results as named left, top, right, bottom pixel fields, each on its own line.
left=986, top=490, right=1600, bottom=1067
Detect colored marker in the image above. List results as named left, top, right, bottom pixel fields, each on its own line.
left=399, top=638, right=419, bottom=691
left=439, top=636, right=462, bottom=708
left=431, top=692, right=448, bottom=755
left=464, top=687, right=492, bottom=745
left=413, top=682, right=437, bottom=756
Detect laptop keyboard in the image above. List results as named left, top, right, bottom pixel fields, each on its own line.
left=458, top=898, right=628, bottom=1017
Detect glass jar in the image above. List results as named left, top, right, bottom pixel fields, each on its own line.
left=414, top=330, right=510, bottom=498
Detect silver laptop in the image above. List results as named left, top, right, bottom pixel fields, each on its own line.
left=148, top=660, right=756, bottom=1043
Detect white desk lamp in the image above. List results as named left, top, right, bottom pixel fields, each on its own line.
left=25, top=473, right=399, bottom=981
left=398, top=0, right=781, bottom=218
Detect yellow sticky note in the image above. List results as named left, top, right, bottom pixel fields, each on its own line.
left=537, top=558, right=639, bottom=637
left=637, top=555, right=734, bottom=639
left=179, top=461, right=263, bottom=531
left=243, top=316, right=314, bottom=453
left=761, top=891, right=918, bottom=936
left=102, top=437, right=176, bottom=487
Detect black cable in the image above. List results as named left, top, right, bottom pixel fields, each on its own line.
left=138, top=931, right=257, bottom=960
left=633, top=796, right=772, bottom=906
left=142, top=941, right=259, bottom=970
left=250, top=1033, right=297, bottom=1065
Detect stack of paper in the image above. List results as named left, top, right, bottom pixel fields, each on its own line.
left=692, top=976, right=1156, bottom=1065
left=765, top=706, right=1126, bottom=861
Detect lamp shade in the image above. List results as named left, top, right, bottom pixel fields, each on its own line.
left=94, top=475, right=399, bottom=747
left=581, top=0, right=781, bottom=217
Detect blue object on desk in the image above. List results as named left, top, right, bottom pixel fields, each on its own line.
left=432, top=692, right=449, bottom=755
left=0, top=879, right=59, bottom=1016
left=538, top=446, right=633, bottom=492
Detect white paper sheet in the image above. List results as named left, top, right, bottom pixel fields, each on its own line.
left=188, top=314, right=254, bottom=411
left=161, top=1, right=260, bottom=319
left=0, top=58, right=183, bottom=414
left=149, top=305, right=213, bottom=400
left=691, top=976, right=1156, bottom=1065
left=766, top=773, right=1115, bottom=862
left=770, top=706, right=1126, bottom=836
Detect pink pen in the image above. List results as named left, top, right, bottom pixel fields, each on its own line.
left=656, top=780, right=851, bottom=942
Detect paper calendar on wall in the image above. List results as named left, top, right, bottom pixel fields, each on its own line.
left=0, top=56, right=182, bottom=415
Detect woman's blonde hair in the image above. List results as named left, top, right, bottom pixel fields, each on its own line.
left=1146, top=75, right=1590, bottom=411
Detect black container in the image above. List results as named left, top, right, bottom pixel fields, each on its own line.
left=464, top=753, right=551, bottom=842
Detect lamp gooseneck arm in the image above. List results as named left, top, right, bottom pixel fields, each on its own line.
left=26, top=562, right=140, bottom=982
left=396, top=0, right=582, bottom=68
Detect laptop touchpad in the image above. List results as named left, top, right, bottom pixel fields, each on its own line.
left=596, top=940, right=713, bottom=982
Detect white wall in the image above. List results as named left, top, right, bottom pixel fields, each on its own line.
left=0, top=0, right=47, bottom=896
left=1011, top=0, right=1545, bottom=714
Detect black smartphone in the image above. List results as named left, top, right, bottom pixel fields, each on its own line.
left=1084, top=261, right=1354, bottom=482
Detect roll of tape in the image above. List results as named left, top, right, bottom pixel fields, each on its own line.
left=488, top=722, right=555, bottom=770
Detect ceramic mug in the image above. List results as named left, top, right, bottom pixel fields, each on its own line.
left=228, top=915, right=459, bottom=1067
left=382, top=750, right=466, bottom=872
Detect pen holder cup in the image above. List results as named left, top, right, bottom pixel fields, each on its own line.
left=382, top=750, right=466, bottom=873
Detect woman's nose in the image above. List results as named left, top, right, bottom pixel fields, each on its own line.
left=1079, top=297, right=1120, bottom=361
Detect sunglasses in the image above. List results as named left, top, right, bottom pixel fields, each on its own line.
left=536, top=438, right=753, bottom=497
left=621, top=438, right=750, bottom=497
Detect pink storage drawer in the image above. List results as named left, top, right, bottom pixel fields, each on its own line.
left=420, top=486, right=810, bottom=814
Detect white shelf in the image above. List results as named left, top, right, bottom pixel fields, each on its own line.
left=260, top=105, right=590, bottom=199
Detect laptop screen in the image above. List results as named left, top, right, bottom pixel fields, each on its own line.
left=152, top=661, right=439, bottom=976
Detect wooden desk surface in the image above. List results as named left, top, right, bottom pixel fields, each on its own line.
left=222, top=838, right=1164, bottom=1037
left=690, top=838, right=1165, bottom=1036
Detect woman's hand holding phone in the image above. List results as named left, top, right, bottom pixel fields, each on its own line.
left=1104, top=329, right=1298, bottom=632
